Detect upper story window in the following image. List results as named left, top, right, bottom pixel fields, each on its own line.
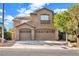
left=40, top=15, right=49, bottom=20
left=40, top=14, right=50, bottom=24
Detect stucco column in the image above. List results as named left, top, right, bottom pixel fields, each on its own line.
left=54, top=30, right=58, bottom=40
left=31, top=29, right=35, bottom=40
left=16, top=30, right=19, bottom=40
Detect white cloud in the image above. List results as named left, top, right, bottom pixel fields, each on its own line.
left=0, top=16, right=2, bottom=19
left=17, top=8, right=33, bottom=17
left=0, top=9, right=6, bottom=13
left=0, top=15, right=14, bottom=26
left=0, top=9, right=2, bottom=13
left=29, top=3, right=47, bottom=10
left=17, top=8, right=26, bottom=14
left=5, top=15, right=14, bottom=21
left=54, top=8, right=67, bottom=13
left=4, top=15, right=14, bottom=25
left=2, top=0, right=79, bottom=3
left=17, top=3, right=49, bottom=17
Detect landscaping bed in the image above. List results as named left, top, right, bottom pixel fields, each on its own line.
left=0, top=40, right=15, bottom=47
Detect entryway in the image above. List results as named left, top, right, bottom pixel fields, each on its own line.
left=58, top=31, right=66, bottom=41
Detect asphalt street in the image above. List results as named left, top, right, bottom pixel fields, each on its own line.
left=0, top=48, right=79, bottom=56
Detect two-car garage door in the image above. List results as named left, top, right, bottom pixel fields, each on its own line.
left=19, top=28, right=31, bottom=40
left=19, top=28, right=55, bottom=40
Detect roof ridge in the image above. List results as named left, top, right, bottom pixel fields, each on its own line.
left=35, top=7, right=53, bottom=13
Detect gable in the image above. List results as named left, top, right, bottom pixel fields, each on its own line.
left=35, top=8, right=53, bottom=14
left=13, top=8, right=54, bottom=29
left=15, top=23, right=35, bottom=28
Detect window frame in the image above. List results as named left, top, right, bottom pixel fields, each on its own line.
left=40, top=14, right=49, bottom=21
left=40, top=14, right=50, bottom=24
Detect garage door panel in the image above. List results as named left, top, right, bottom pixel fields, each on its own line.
left=36, top=29, right=55, bottom=40
left=19, top=29, right=31, bottom=40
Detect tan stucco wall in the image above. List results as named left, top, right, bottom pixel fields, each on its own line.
left=12, top=8, right=58, bottom=41
left=30, top=9, right=54, bottom=29
left=13, top=24, right=33, bottom=40
left=13, top=20, right=20, bottom=27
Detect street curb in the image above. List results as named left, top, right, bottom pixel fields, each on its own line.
left=0, top=46, right=79, bottom=50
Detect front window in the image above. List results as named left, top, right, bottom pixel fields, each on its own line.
left=40, top=15, right=49, bottom=20
left=40, top=14, right=50, bottom=24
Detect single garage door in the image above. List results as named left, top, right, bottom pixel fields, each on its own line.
left=19, top=28, right=31, bottom=40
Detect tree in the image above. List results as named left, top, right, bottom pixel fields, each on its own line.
left=54, top=11, right=75, bottom=42
left=54, top=11, right=72, bottom=32
left=66, top=16, right=78, bottom=34
left=68, top=4, right=79, bottom=16
left=68, top=4, right=79, bottom=38
left=0, top=26, right=12, bottom=40
left=0, top=26, right=6, bottom=37
left=4, top=32, right=12, bottom=40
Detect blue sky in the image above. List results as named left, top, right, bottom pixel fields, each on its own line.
left=0, top=3, right=75, bottom=30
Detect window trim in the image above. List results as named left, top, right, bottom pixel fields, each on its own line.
left=40, top=14, right=49, bottom=20
left=40, top=14, right=50, bottom=24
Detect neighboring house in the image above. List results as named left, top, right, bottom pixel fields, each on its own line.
left=12, top=8, right=58, bottom=41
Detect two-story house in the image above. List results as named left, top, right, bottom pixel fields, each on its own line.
left=12, top=8, right=58, bottom=41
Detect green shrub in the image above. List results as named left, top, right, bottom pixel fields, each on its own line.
left=4, top=32, right=12, bottom=40
left=68, top=34, right=77, bottom=42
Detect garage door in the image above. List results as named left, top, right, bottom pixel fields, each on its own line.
left=36, top=29, right=55, bottom=40
left=19, top=29, right=31, bottom=40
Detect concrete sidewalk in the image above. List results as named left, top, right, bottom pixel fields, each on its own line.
left=0, top=44, right=79, bottom=50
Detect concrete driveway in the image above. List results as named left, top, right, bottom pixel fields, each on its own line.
left=11, top=40, right=68, bottom=49
left=0, top=41, right=79, bottom=56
